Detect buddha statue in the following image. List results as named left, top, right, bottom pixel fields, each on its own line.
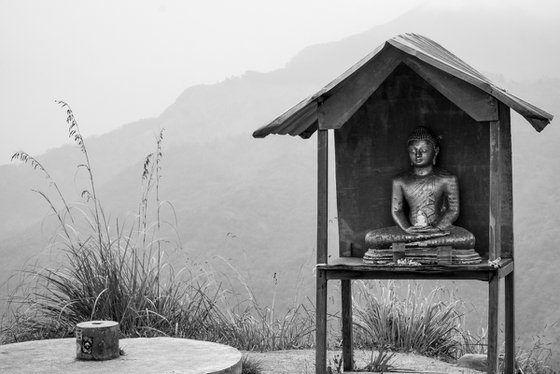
left=365, top=126, right=476, bottom=250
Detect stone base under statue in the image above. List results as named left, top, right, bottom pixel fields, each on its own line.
left=363, top=245, right=482, bottom=266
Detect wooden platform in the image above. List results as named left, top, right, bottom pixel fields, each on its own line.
left=316, top=257, right=515, bottom=374
left=0, top=337, right=242, bottom=374
left=318, top=257, right=513, bottom=280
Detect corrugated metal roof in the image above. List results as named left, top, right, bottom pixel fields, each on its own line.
left=253, top=33, right=553, bottom=138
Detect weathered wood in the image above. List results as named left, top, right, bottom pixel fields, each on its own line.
left=316, top=270, right=328, bottom=374
left=316, top=125, right=329, bottom=374
left=499, top=102, right=514, bottom=258
left=497, top=258, right=515, bottom=278
left=324, top=257, right=512, bottom=270
left=403, top=58, right=499, bottom=122
left=76, top=320, right=120, bottom=361
left=505, top=269, right=516, bottom=374
left=341, top=280, right=353, bottom=371
left=318, top=46, right=403, bottom=130
left=388, top=35, right=552, bottom=132
left=317, top=129, right=329, bottom=265
left=489, top=119, right=502, bottom=260
left=326, top=269, right=495, bottom=281
left=487, top=275, right=500, bottom=374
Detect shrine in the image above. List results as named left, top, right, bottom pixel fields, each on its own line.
left=253, top=34, right=553, bottom=373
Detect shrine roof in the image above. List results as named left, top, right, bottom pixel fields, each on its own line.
left=253, top=33, right=553, bottom=139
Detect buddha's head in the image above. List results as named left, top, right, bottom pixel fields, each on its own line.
left=407, top=126, right=439, bottom=167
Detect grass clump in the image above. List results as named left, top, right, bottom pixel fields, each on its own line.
left=513, top=334, right=558, bottom=374
left=3, top=102, right=220, bottom=342
left=352, top=280, right=476, bottom=361
left=209, top=264, right=315, bottom=351
left=241, top=355, right=264, bottom=374
left=213, top=302, right=315, bottom=351
left=361, top=346, right=396, bottom=372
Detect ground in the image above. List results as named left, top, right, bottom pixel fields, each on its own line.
left=243, top=349, right=484, bottom=373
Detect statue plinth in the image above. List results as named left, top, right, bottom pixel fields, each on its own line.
left=363, top=245, right=482, bottom=266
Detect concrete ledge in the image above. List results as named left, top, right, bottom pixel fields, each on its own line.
left=0, top=337, right=242, bottom=374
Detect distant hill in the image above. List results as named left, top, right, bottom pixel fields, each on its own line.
left=1, top=2, right=560, bottom=366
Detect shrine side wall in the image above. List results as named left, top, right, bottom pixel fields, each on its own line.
left=335, top=64, right=490, bottom=258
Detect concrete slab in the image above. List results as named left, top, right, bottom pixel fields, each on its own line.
left=0, top=337, right=242, bottom=374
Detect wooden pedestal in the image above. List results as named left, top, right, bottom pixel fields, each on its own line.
left=315, top=258, right=515, bottom=374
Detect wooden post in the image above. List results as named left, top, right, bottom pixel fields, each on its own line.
left=341, top=280, right=353, bottom=371
left=505, top=269, right=515, bottom=373
left=489, top=119, right=502, bottom=261
left=488, top=275, right=500, bottom=374
left=76, top=321, right=120, bottom=361
left=316, top=129, right=329, bottom=374
left=498, top=103, right=514, bottom=258
left=316, top=270, right=328, bottom=374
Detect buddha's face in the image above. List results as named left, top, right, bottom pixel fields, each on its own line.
left=408, top=139, right=438, bottom=167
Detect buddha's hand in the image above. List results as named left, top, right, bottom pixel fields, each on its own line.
left=405, top=225, right=443, bottom=235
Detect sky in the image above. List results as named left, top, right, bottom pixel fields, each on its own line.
left=1, top=0, right=559, bottom=165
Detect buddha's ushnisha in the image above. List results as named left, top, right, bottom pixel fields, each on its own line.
left=365, top=126, right=475, bottom=249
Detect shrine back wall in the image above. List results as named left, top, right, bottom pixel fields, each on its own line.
left=335, top=64, right=490, bottom=257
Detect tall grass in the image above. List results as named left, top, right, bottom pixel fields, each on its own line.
left=352, top=280, right=479, bottom=361
left=1, top=101, right=316, bottom=353
left=514, top=334, right=558, bottom=374
left=5, top=102, right=223, bottom=341
left=212, top=301, right=315, bottom=351
left=206, top=258, right=316, bottom=351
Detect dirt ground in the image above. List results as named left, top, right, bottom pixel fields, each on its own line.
left=243, top=349, right=484, bottom=373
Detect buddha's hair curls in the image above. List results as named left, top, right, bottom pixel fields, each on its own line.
left=407, top=126, right=440, bottom=149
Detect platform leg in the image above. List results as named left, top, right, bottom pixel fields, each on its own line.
left=505, top=270, right=515, bottom=373
left=341, top=280, right=353, bottom=371
left=488, top=275, right=500, bottom=374
left=316, top=270, right=328, bottom=374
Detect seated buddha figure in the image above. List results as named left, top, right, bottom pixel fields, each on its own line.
left=365, top=126, right=475, bottom=249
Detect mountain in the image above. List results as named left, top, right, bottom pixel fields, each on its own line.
left=2, top=1, right=560, bottom=365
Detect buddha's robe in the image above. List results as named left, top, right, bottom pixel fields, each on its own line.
left=365, top=167, right=475, bottom=249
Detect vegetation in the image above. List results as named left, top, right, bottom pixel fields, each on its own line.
left=514, top=334, right=557, bottom=374
left=241, top=355, right=264, bottom=374
left=361, top=346, right=396, bottom=372
left=352, top=280, right=479, bottom=361
left=0, top=103, right=557, bottom=374
left=1, top=102, right=314, bottom=351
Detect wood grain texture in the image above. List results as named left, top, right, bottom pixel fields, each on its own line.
left=76, top=321, right=120, bottom=361
left=505, top=270, right=515, bottom=374
left=317, top=129, right=329, bottom=264
left=499, top=102, right=514, bottom=258
left=489, top=119, right=501, bottom=260
left=318, top=47, right=403, bottom=130
left=487, top=275, right=500, bottom=374
left=341, top=280, right=353, bottom=371
left=403, top=58, right=499, bottom=122
left=315, top=270, right=328, bottom=374
left=319, top=257, right=513, bottom=280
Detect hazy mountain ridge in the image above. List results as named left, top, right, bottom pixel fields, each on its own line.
left=1, top=3, right=560, bottom=364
